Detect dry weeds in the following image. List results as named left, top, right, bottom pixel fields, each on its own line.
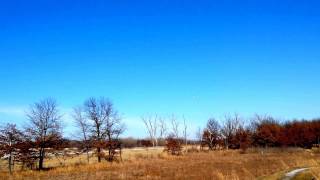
left=0, top=148, right=319, bottom=180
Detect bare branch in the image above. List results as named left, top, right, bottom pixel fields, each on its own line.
left=170, top=114, right=180, bottom=138
left=142, top=114, right=158, bottom=147
left=25, top=98, right=62, bottom=170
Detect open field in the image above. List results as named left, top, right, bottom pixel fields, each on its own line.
left=1, top=147, right=320, bottom=180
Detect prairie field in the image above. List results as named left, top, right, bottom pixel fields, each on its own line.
left=1, top=147, right=320, bottom=180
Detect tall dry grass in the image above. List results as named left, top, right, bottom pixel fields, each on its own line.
left=0, top=148, right=319, bottom=180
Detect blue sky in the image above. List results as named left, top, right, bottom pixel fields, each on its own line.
left=0, top=0, right=320, bottom=138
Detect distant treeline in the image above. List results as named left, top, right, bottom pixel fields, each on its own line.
left=200, top=114, right=320, bottom=153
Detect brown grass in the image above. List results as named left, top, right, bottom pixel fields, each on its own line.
left=1, top=148, right=320, bottom=180
left=291, top=171, right=315, bottom=180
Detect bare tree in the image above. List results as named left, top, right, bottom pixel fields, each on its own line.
left=26, top=98, right=62, bottom=170
left=84, top=97, right=125, bottom=162
left=170, top=114, right=180, bottom=138
left=0, top=124, right=24, bottom=174
left=182, top=116, right=188, bottom=147
left=73, top=107, right=90, bottom=163
left=221, top=113, right=241, bottom=150
left=196, top=127, right=203, bottom=143
left=158, top=117, right=167, bottom=141
left=142, top=114, right=158, bottom=147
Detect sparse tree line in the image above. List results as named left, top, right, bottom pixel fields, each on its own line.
left=0, top=97, right=125, bottom=173
left=141, top=114, right=189, bottom=155
left=1, top=98, right=320, bottom=174
left=142, top=113, right=320, bottom=155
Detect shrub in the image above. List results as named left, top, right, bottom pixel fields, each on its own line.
left=164, top=135, right=182, bottom=155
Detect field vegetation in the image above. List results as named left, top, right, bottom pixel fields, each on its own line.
left=1, top=147, right=320, bottom=180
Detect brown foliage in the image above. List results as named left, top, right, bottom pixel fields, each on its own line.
left=251, top=117, right=320, bottom=149
left=0, top=124, right=24, bottom=173
left=221, top=113, right=241, bottom=150
left=252, top=118, right=281, bottom=148
left=201, top=118, right=221, bottom=150
left=279, top=120, right=320, bottom=148
left=15, top=140, right=38, bottom=170
left=164, top=135, right=182, bottom=155
left=234, top=128, right=251, bottom=153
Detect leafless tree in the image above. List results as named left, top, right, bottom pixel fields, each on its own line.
left=0, top=124, right=24, bottom=174
left=158, top=117, right=167, bottom=141
left=26, top=98, right=62, bottom=170
left=182, top=116, right=188, bottom=147
left=84, top=97, right=125, bottom=162
left=196, top=127, right=203, bottom=143
left=221, top=113, right=241, bottom=150
left=170, top=114, right=180, bottom=138
left=73, top=107, right=91, bottom=163
left=142, top=114, right=158, bottom=147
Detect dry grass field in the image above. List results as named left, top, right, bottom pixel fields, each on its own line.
left=1, top=147, right=320, bottom=180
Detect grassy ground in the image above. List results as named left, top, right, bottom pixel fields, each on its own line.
left=1, top=147, right=320, bottom=180
left=42, top=147, right=165, bottom=168
left=291, top=171, right=315, bottom=180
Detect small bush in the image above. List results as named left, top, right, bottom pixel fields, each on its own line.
left=164, top=136, right=182, bottom=156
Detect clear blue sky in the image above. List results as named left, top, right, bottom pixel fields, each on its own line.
left=0, top=0, right=319, bottom=138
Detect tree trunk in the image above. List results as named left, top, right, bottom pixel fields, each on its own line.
left=97, top=147, right=101, bottom=163
left=39, top=148, right=45, bottom=170
left=152, top=139, right=155, bottom=147
left=8, top=152, right=12, bottom=174
left=107, top=135, right=112, bottom=162
left=108, top=147, right=112, bottom=162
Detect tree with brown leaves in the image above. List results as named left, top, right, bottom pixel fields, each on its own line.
left=234, top=127, right=251, bottom=153
left=0, top=123, right=24, bottom=174
left=252, top=115, right=281, bottom=148
left=202, top=118, right=221, bottom=150
left=15, top=139, right=38, bottom=170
